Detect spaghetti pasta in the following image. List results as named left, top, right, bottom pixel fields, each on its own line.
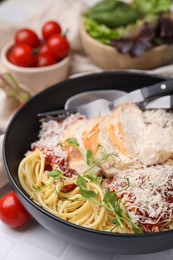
left=18, top=104, right=173, bottom=233
left=18, top=151, right=131, bottom=232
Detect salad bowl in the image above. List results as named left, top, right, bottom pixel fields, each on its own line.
left=80, top=0, right=173, bottom=70
left=80, top=20, right=173, bottom=70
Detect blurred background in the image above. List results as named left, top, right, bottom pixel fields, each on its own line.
left=0, top=0, right=99, bottom=23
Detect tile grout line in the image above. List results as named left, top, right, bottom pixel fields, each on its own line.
left=2, top=237, right=24, bottom=260
left=0, top=219, right=35, bottom=259
left=58, top=243, right=71, bottom=259
left=2, top=231, right=70, bottom=260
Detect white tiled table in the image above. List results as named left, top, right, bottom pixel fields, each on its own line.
left=1, top=219, right=173, bottom=260
left=1, top=1, right=173, bottom=259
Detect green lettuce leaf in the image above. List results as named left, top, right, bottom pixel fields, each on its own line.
left=84, top=17, right=122, bottom=44
left=133, top=0, right=171, bottom=14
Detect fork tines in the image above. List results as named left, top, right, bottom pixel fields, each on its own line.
left=37, top=108, right=76, bottom=121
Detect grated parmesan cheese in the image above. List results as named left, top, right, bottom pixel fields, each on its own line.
left=31, top=114, right=85, bottom=170
left=102, top=163, right=173, bottom=226
left=30, top=105, right=173, bottom=230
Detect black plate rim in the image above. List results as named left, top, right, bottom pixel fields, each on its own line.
left=3, top=70, right=172, bottom=238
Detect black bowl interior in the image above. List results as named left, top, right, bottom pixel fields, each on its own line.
left=3, top=71, right=173, bottom=255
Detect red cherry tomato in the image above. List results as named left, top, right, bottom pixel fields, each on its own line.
left=38, top=43, right=56, bottom=58
left=0, top=192, right=30, bottom=228
left=15, top=28, right=40, bottom=48
left=47, top=34, right=70, bottom=60
left=42, top=21, right=62, bottom=40
left=36, top=53, right=56, bottom=67
left=61, top=184, right=77, bottom=193
left=8, top=44, right=35, bottom=67
left=38, top=44, right=50, bottom=56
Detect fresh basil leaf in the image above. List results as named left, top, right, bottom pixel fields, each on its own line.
left=48, top=170, right=63, bottom=178
left=66, top=138, right=79, bottom=147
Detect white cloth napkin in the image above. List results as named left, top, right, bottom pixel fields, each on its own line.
left=1, top=0, right=173, bottom=191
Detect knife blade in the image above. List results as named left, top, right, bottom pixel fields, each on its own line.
left=110, top=79, right=173, bottom=109
left=138, top=95, right=173, bottom=110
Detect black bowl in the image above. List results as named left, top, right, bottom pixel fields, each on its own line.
left=3, top=71, right=173, bottom=255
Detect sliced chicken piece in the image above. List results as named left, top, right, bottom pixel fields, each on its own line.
left=137, top=109, right=173, bottom=165
left=61, top=104, right=173, bottom=177
left=63, top=117, right=101, bottom=175
left=107, top=104, right=173, bottom=166
left=102, top=104, right=144, bottom=175
left=105, top=103, right=144, bottom=157
left=62, top=105, right=140, bottom=177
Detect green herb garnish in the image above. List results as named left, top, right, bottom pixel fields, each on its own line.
left=48, top=169, right=63, bottom=178
left=75, top=173, right=142, bottom=233
left=32, top=185, right=41, bottom=191
left=103, top=188, right=142, bottom=232
left=85, top=175, right=102, bottom=183
left=32, top=170, right=64, bottom=192
left=86, top=149, right=93, bottom=166
left=66, top=138, right=80, bottom=147
left=76, top=175, right=98, bottom=200
left=36, top=138, right=142, bottom=234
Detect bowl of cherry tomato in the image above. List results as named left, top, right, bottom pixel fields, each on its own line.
left=1, top=21, right=71, bottom=94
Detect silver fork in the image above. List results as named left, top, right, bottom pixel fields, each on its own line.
left=37, top=89, right=126, bottom=119
left=37, top=79, right=173, bottom=119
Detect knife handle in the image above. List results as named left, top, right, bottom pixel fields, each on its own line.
left=138, top=94, right=173, bottom=110
left=141, top=79, right=173, bottom=100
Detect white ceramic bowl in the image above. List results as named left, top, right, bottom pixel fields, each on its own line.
left=1, top=42, right=70, bottom=95
left=80, top=20, right=173, bottom=70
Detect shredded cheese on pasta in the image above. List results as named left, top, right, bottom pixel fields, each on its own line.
left=18, top=105, right=173, bottom=233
